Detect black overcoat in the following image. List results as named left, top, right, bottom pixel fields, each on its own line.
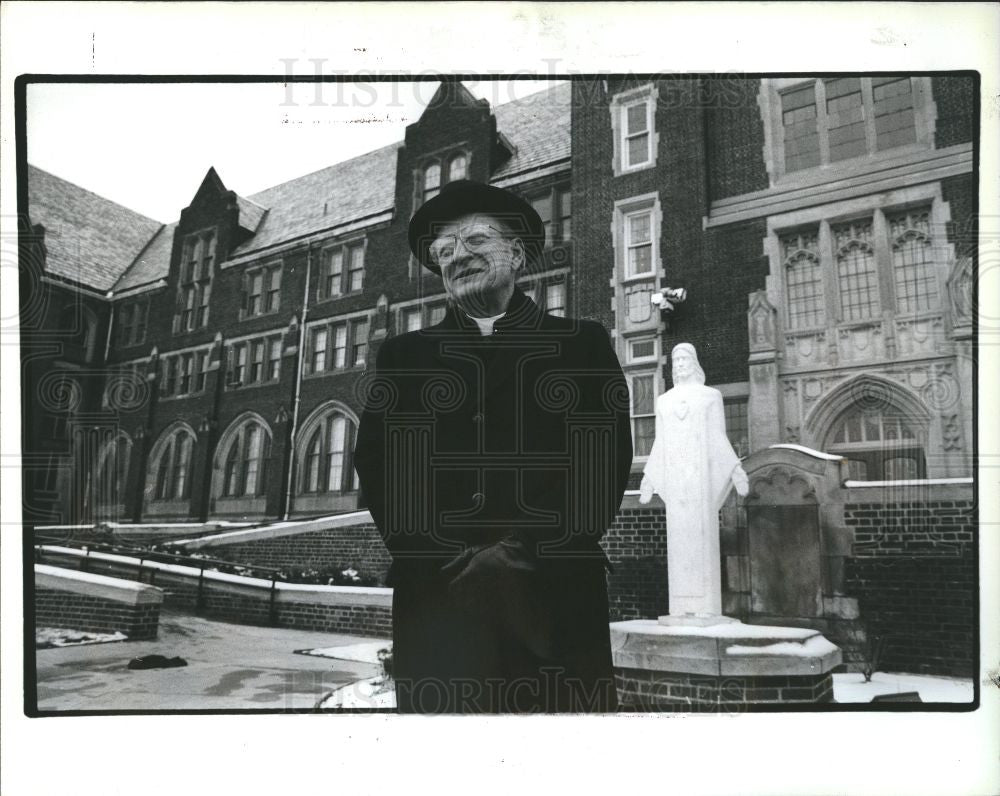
left=354, top=288, right=632, bottom=712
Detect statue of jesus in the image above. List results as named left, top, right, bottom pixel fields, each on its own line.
left=639, top=343, right=749, bottom=621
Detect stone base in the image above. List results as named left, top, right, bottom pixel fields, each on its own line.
left=658, top=614, right=740, bottom=627
left=610, top=618, right=842, bottom=710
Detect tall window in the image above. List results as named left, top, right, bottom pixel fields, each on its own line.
left=243, top=264, right=281, bottom=317
left=782, top=229, right=825, bottom=329
left=626, top=211, right=653, bottom=277
left=621, top=96, right=654, bottom=170
left=724, top=400, right=749, bottom=459
left=153, top=428, right=195, bottom=500
left=447, top=153, right=467, bottom=182
left=527, top=186, right=572, bottom=248
left=424, top=162, right=441, bottom=201
left=403, top=307, right=422, bottom=333
left=118, top=300, right=149, bottom=346
left=174, top=229, right=215, bottom=333
left=824, top=78, right=866, bottom=163
left=227, top=334, right=283, bottom=388
left=222, top=421, right=271, bottom=498
left=159, top=349, right=211, bottom=399
left=834, top=219, right=880, bottom=321
left=96, top=434, right=131, bottom=506
left=781, top=83, right=820, bottom=172
left=826, top=405, right=924, bottom=481
left=890, top=208, right=938, bottom=314
left=317, top=242, right=364, bottom=300
left=545, top=281, right=567, bottom=317
left=301, top=411, right=358, bottom=494
left=351, top=319, right=368, bottom=367
left=778, top=78, right=922, bottom=174
left=630, top=373, right=656, bottom=457
left=873, top=77, right=917, bottom=151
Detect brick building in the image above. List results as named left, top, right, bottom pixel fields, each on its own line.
left=22, top=77, right=978, bottom=675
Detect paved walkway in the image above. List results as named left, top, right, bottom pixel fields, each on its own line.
left=35, top=611, right=386, bottom=712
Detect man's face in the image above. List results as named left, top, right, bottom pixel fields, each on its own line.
left=431, top=213, right=523, bottom=316
left=672, top=350, right=695, bottom=383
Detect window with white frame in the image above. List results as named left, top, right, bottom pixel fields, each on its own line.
left=317, top=241, right=365, bottom=301
left=174, top=229, right=215, bottom=333
left=220, top=420, right=271, bottom=498
left=630, top=372, right=656, bottom=457
left=301, top=410, right=358, bottom=494
left=625, top=210, right=654, bottom=277
left=402, top=307, right=422, bottom=333
left=627, top=336, right=657, bottom=364
left=305, top=317, right=369, bottom=375
left=226, top=333, right=283, bottom=388
left=776, top=77, right=927, bottom=176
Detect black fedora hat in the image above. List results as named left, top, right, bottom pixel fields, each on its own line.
left=408, top=179, right=545, bottom=275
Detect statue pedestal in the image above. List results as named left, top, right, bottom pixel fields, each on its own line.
left=658, top=613, right=739, bottom=627
left=610, top=619, right=842, bottom=711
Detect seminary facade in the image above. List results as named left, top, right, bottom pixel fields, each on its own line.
left=22, top=76, right=976, bottom=527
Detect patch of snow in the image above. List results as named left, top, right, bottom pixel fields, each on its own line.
left=36, top=627, right=128, bottom=648
left=769, top=444, right=844, bottom=461
left=299, top=641, right=391, bottom=664
left=612, top=619, right=817, bottom=640
left=845, top=477, right=974, bottom=487
left=319, top=676, right=396, bottom=710
left=726, top=636, right=839, bottom=658
left=833, top=672, right=974, bottom=703
left=166, top=510, right=374, bottom=548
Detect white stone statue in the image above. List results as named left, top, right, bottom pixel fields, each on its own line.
left=639, top=343, right=749, bottom=623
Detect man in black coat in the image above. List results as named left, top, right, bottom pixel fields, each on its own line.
left=354, top=180, right=632, bottom=713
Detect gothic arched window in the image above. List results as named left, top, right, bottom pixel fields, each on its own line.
left=150, top=426, right=196, bottom=500
left=220, top=419, right=271, bottom=498
left=299, top=407, right=358, bottom=494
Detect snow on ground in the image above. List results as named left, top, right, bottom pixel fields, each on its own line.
left=319, top=676, right=396, bottom=709
left=296, top=641, right=390, bottom=664
left=36, top=627, right=128, bottom=648
left=832, top=672, right=974, bottom=703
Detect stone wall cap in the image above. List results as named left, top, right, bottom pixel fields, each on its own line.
left=35, top=563, right=164, bottom=606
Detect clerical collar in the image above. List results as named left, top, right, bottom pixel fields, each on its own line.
left=465, top=310, right=506, bottom=336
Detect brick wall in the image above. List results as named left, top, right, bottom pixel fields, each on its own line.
left=615, top=669, right=833, bottom=711
left=932, top=74, right=977, bottom=149
left=199, top=521, right=391, bottom=583
left=704, top=77, right=770, bottom=201
left=601, top=506, right=669, bottom=621
left=844, top=500, right=976, bottom=677
left=34, top=588, right=160, bottom=640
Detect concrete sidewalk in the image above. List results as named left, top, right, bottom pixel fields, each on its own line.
left=34, top=611, right=387, bottom=712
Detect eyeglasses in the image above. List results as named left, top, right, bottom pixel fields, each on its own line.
left=429, top=224, right=509, bottom=267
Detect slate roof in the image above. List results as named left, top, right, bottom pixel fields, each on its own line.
left=30, top=82, right=572, bottom=293
left=492, top=82, right=572, bottom=181
left=113, top=221, right=178, bottom=293
left=232, top=143, right=401, bottom=257
left=26, top=164, right=164, bottom=293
